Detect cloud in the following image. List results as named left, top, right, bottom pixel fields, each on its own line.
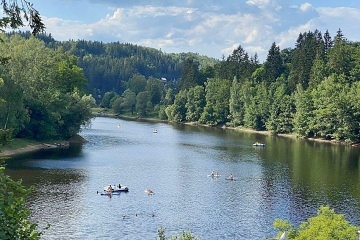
left=299, top=2, right=313, bottom=12
left=246, top=0, right=270, bottom=8
left=36, top=1, right=359, bottom=62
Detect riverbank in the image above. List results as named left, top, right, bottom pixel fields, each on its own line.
left=1, top=114, right=357, bottom=158
left=115, top=113, right=360, bottom=146
left=0, top=135, right=86, bottom=158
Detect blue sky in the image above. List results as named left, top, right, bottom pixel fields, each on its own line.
left=26, top=0, right=360, bottom=61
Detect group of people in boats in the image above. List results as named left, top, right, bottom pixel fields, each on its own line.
left=106, top=184, right=122, bottom=193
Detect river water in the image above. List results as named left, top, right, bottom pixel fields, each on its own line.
left=5, top=117, right=360, bottom=239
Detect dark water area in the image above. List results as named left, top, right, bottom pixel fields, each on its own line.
left=5, top=117, right=360, bottom=239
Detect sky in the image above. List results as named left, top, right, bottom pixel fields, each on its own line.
left=22, top=0, right=360, bottom=62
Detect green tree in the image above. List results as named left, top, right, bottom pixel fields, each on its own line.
left=293, top=84, right=314, bottom=137
left=266, top=80, right=295, bottom=134
left=185, top=85, right=205, bottom=122
left=0, top=35, right=92, bottom=140
left=263, top=42, right=283, bottom=84
left=274, top=206, right=358, bottom=240
left=122, top=89, right=136, bottom=114
left=146, top=77, right=163, bottom=105
left=55, top=56, right=87, bottom=94
left=289, top=30, right=325, bottom=91
left=311, top=74, right=355, bottom=141
left=157, top=226, right=199, bottom=240
left=127, top=74, right=147, bottom=95
left=229, top=77, right=245, bottom=126
left=136, top=91, right=151, bottom=117
left=0, top=165, right=43, bottom=239
left=327, top=38, right=354, bottom=81
left=200, top=78, right=230, bottom=125
left=0, top=0, right=44, bottom=34
left=100, top=91, right=117, bottom=108
left=168, top=89, right=187, bottom=122
left=179, top=57, right=200, bottom=90
left=243, top=82, right=270, bottom=130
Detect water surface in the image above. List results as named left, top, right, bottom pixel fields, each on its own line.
left=5, top=117, right=360, bottom=239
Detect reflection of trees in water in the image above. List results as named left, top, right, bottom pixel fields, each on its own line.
left=257, top=137, right=360, bottom=226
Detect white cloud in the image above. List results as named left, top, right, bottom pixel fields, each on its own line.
left=36, top=1, right=359, bottom=62
left=299, top=2, right=313, bottom=12
left=246, top=0, right=270, bottom=8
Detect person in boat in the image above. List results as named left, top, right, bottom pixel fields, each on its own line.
left=118, top=183, right=121, bottom=189
left=211, top=170, right=215, bottom=177
left=216, top=170, right=219, bottom=176
left=107, top=185, right=113, bottom=192
left=228, top=174, right=234, bottom=180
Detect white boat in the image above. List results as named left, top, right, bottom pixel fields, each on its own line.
left=103, top=185, right=129, bottom=193
left=153, top=129, right=158, bottom=133
left=253, top=142, right=265, bottom=146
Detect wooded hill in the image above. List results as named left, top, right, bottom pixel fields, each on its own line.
left=9, top=31, right=218, bottom=101
left=2, top=29, right=360, bottom=144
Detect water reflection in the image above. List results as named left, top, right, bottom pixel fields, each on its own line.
left=4, top=117, right=360, bottom=239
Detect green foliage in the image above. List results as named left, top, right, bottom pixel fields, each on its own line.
left=179, top=57, right=200, bottom=90
left=311, top=74, right=356, bottom=141
left=243, top=82, right=270, bottom=130
left=167, top=89, right=188, bottom=122
left=0, top=165, right=43, bottom=239
left=0, top=128, right=12, bottom=145
left=136, top=91, right=151, bottom=117
left=273, top=206, right=358, bottom=240
left=0, top=35, right=93, bottom=140
left=293, top=85, right=314, bottom=137
left=157, top=227, right=199, bottom=240
left=263, top=42, right=283, bottom=84
left=229, top=77, right=245, bottom=126
left=185, top=86, right=205, bottom=122
left=4, top=29, right=360, bottom=143
left=199, top=78, right=230, bottom=125
left=100, top=91, right=117, bottom=108
left=266, top=80, right=295, bottom=134
left=0, top=0, right=45, bottom=35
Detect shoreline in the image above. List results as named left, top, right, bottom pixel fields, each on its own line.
left=0, top=142, right=69, bottom=158
left=0, top=135, right=87, bottom=158
left=1, top=115, right=358, bottom=158
left=119, top=115, right=359, bottom=146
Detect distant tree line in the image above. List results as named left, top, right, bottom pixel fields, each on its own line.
left=5, top=28, right=360, bottom=143
left=91, top=28, right=360, bottom=143
left=165, top=29, right=360, bottom=143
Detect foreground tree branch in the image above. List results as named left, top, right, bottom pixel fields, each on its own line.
left=0, top=0, right=45, bottom=34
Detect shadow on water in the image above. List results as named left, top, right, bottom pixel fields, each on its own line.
left=4, top=117, right=360, bottom=239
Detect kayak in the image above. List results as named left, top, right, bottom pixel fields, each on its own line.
left=101, top=192, right=121, bottom=196
left=225, top=177, right=238, bottom=181
left=208, top=174, right=221, bottom=177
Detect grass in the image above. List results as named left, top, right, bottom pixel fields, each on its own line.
left=0, top=138, right=39, bottom=152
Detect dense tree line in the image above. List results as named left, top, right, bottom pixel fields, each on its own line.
left=7, top=31, right=218, bottom=103
left=5, top=29, right=360, bottom=143
left=163, top=29, right=360, bottom=143
left=0, top=34, right=95, bottom=142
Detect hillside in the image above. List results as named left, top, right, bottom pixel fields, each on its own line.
left=9, top=31, right=218, bottom=98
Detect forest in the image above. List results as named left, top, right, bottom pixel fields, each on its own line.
left=57, top=29, right=360, bottom=144
left=1, top=28, right=360, bottom=145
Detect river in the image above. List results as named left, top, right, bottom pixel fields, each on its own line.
left=5, top=117, right=360, bottom=239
